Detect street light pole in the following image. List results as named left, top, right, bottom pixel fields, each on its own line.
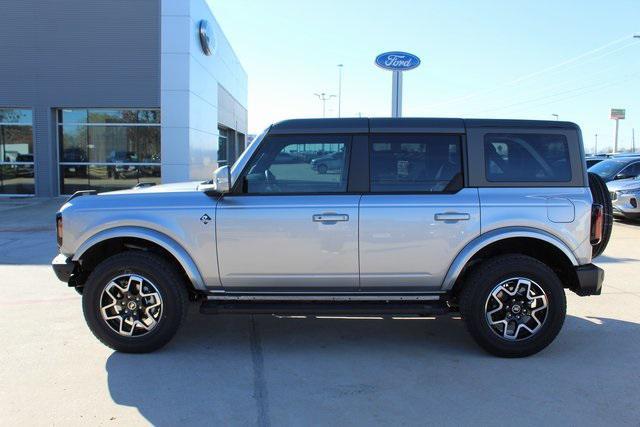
left=595, top=133, right=598, bottom=155
left=314, top=92, right=336, bottom=118
left=337, top=64, right=343, bottom=118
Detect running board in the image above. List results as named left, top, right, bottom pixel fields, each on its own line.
left=200, top=301, right=451, bottom=316
left=205, top=293, right=443, bottom=302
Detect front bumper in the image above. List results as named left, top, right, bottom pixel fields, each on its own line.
left=52, top=254, right=74, bottom=283
left=572, top=264, right=604, bottom=296
left=612, top=192, right=640, bottom=219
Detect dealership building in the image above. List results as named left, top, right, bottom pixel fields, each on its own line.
left=0, top=0, right=247, bottom=196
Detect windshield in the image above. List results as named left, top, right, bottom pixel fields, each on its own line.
left=588, top=159, right=627, bottom=179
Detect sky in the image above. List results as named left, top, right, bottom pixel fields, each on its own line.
left=209, top=0, right=640, bottom=153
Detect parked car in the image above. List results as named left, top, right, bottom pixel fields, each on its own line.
left=588, top=157, right=640, bottom=182
left=15, top=154, right=34, bottom=177
left=586, top=155, right=607, bottom=168
left=273, top=152, right=299, bottom=164
left=310, top=151, right=344, bottom=174
left=607, top=177, right=640, bottom=220
left=52, top=118, right=610, bottom=357
left=107, top=151, right=139, bottom=179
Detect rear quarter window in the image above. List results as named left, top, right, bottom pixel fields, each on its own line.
left=484, top=133, right=571, bottom=182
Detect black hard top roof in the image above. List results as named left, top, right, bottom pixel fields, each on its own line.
left=268, top=117, right=580, bottom=134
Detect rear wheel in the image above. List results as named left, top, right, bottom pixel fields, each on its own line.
left=317, top=164, right=328, bottom=174
left=82, top=252, right=188, bottom=353
left=460, top=255, right=566, bottom=357
left=588, top=172, right=613, bottom=258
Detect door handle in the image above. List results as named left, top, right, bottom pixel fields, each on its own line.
left=313, top=213, right=349, bottom=223
left=434, top=212, right=470, bottom=222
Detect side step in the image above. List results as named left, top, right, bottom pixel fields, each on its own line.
left=200, top=301, right=451, bottom=316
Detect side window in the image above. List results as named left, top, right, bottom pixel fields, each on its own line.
left=240, top=135, right=349, bottom=194
left=370, top=134, right=463, bottom=192
left=621, top=162, right=640, bottom=179
left=484, top=133, right=571, bottom=182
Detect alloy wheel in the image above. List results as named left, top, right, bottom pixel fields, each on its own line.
left=484, top=277, right=549, bottom=341
left=99, top=274, right=163, bottom=337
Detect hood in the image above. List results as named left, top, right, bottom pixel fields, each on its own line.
left=103, top=181, right=203, bottom=196
left=607, top=178, right=640, bottom=192
left=59, top=180, right=213, bottom=216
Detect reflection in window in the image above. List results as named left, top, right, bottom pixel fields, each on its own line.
left=58, top=109, right=160, bottom=193
left=370, top=134, right=462, bottom=193
left=484, top=133, right=571, bottom=182
left=0, top=108, right=34, bottom=194
left=241, top=135, right=349, bottom=194
left=218, top=126, right=229, bottom=165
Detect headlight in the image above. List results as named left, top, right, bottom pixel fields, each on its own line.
left=617, top=189, right=640, bottom=195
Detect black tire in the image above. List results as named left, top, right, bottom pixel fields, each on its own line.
left=317, top=164, right=328, bottom=174
left=588, top=172, right=613, bottom=258
left=459, top=254, right=566, bottom=358
left=82, top=251, right=189, bottom=353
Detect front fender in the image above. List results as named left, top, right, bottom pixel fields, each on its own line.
left=72, top=226, right=206, bottom=291
left=441, top=227, right=579, bottom=291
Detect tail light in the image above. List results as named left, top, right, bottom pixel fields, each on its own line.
left=590, top=204, right=603, bottom=245
left=56, top=213, right=63, bottom=247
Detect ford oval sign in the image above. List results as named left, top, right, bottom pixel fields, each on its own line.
left=198, top=20, right=215, bottom=56
left=375, top=52, right=421, bottom=71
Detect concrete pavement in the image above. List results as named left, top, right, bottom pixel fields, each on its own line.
left=1, top=199, right=639, bottom=426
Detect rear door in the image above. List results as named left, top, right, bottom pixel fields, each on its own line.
left=216, top=133, right=361, bottom=292
left=359, top=132, right=480, bottom=291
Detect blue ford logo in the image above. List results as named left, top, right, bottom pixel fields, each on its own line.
left=375, top=52, right=421, bottom=71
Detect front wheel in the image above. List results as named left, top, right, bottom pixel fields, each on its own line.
left=459, top=254, right=566, bottom=357
left=82, top=252, right=189, bottom=353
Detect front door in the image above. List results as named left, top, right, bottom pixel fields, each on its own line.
left=359, top=133, right=480, bottom=291
left=216, top=134, right=359, bottom=292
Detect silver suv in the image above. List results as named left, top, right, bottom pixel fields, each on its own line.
left=52, top=118, right=611, bottom=357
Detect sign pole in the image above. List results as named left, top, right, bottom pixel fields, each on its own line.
left=610, top=108, right=626, bottom=153
left=375, top=51, right=419, bottom=118
left=614, top=118, right=619, bottom=153
left=392, top=71, right=403, bottom=117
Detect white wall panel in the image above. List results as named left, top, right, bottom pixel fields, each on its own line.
left=161, top=0, right=248, bottom=183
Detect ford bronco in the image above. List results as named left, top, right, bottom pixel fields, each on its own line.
left=52, top=118, right=611, bottom=357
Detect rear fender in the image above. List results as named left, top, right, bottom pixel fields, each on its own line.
left=441, top=227, right=579, bottom=291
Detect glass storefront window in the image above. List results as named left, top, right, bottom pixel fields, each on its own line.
left=58, top=108, right=160, bottom=194
left=0, top=108, right=35, bottom=195
left=218, top=126, right=248, bottom=166
left=0, top=109, right=33, bottom=125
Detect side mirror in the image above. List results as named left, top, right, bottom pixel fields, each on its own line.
left=212, top=165, right=231, bottom=194
left=614, top=173, right=630, bottom=180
